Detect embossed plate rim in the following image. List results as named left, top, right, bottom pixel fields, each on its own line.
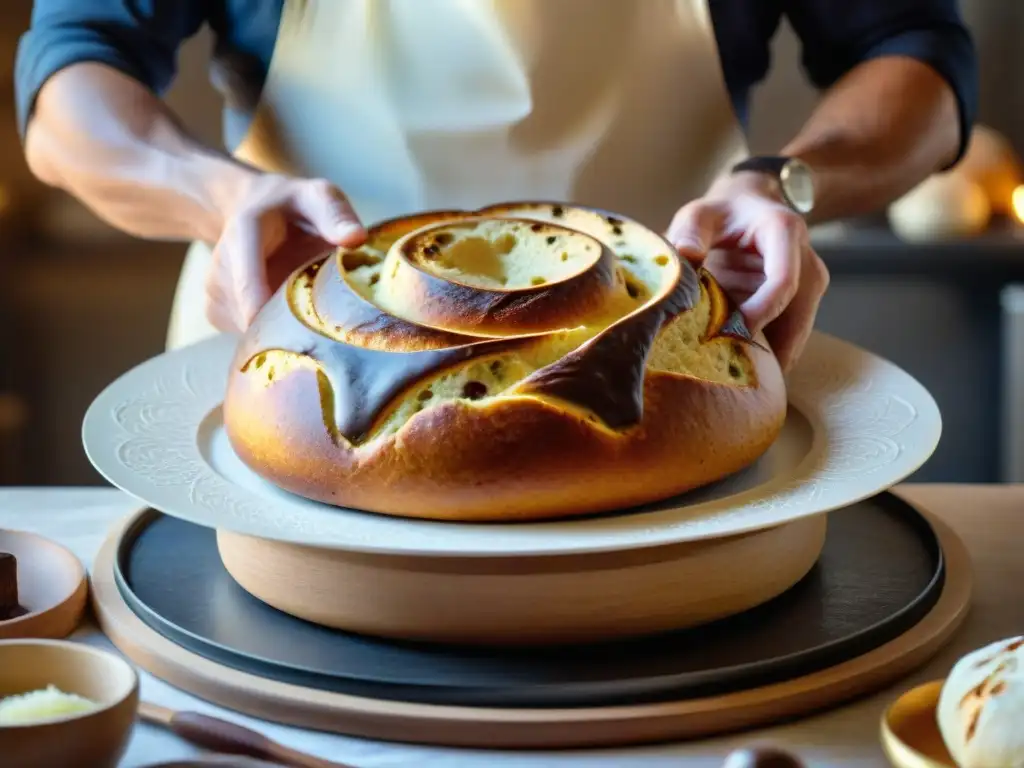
left=82, top=330, right=942, bottom=556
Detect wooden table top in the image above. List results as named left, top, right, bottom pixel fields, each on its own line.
left=0, top=483, right=1019, bottom=767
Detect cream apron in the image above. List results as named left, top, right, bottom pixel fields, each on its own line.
left=166, top=0, right=748, bottom=350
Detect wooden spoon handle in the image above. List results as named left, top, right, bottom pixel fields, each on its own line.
left=168, top=711, right=348, bottom=768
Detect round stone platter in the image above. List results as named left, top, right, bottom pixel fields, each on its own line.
left=113, top=492, right=942, bottom=708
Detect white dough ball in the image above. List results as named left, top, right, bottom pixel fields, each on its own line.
left=888, top=173, right=991, bottom=243
left=938, top=636, right=1024, bottom=767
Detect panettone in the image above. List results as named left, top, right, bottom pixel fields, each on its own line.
left=223, top=202, right=787, bottom=522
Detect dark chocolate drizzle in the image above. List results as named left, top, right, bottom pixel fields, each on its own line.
left=234, top=203, right=756, bottom=444
left=310, top=253, right=472, bottom=351
left=719, top=308, right=755, bottom=343
left=697, top=271, right=761, bottom=347
left=239, top=284, right=524, bottom=443
left=515, top=262, right=701, bottom=428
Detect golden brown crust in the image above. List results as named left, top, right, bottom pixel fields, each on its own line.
left=223, top=339, right=785, bottom=521
left=223, top=201, right=787, bottom=521
left=311, top=252, right=474, bottom=351
left=389, top=218, right=619, bottom=336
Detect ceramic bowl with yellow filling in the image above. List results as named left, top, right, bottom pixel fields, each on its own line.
left=0, top=639, right=139, bottom=768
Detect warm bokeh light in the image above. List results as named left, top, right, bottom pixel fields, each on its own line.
left=1012, top=184, right=1024, bottom=223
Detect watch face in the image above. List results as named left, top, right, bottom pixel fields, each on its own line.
left=780, top=159, right=815, bottom=215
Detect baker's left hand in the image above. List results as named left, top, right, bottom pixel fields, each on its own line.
left=666, top=172, right=830, bottom=372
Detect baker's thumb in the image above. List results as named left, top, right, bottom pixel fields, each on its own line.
left=295, top=179, right=367, bottom=246
left=667, top=200, right=725, bottom=266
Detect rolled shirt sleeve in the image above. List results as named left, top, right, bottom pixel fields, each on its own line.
left=784, top=0, right=979, bottom=165
left=14, top=0, right=206, bottom=140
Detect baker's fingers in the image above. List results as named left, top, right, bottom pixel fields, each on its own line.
left=738, top=209, right=806, bottom=334
left=293, top=178, right=366, bottom=247
left=703, top=248, right=765, bottom=296
left=204, top=242, right=241, bottom=333
left=762, top=245, right=829, bottom=371
left=223, top=211, right=275, bottom=330
left=666, top=200, right=729, bottom=264
left=708, top=268, right=763, bottom=297
left=205, top=300, right=237, bottom=335
left=704, top=248, right=764, bottom=273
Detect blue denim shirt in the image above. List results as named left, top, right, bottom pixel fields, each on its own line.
left=15, top=0, right=978, bottom=161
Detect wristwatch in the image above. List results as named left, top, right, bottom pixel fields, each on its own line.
left=730, top=156, right=816, bottom=216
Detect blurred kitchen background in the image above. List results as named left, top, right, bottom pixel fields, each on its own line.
left=1, top=1, right=1024, bottom=487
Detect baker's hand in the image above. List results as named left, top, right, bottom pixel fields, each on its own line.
left=207, top=173, right=367, bottom=333
left=667, top=172, right=829, bottom=372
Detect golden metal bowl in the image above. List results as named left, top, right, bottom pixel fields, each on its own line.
left=880, top=679, right=957, bottom=768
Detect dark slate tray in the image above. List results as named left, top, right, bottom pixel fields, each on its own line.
left=115, top=492, right=943, bottom=708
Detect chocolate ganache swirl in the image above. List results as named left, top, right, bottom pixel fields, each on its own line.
left=231, top=202, right=757, bottom=446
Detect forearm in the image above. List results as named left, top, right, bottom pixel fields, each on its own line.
left=748, top=56, right=961, bottom=224
left=24, top=62, right=256, bottom=244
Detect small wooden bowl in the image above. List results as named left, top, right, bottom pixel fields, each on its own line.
left=0, top=529, right=88, bottom=640
left=881, top=679, right=956, bottom=768
left=0, top=639, right=139, bottom=768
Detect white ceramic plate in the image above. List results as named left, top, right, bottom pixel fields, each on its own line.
left=83, top=331, right=940, bottom=557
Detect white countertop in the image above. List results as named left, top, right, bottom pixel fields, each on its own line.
left=1, top=484, right=1021, bottom=767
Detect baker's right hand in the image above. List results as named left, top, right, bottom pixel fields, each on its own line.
left=206, top=173, right=367, bottom=333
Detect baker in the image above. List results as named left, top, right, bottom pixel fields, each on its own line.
left=16, top=1, right=976, bottom=371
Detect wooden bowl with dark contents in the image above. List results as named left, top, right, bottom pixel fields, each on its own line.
left=722, top=746, right=806, bottom=768
left=0, top=551, right=24, bottom=620
left=0, top=530, right=88, bottom=640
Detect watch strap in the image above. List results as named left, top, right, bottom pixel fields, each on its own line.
left=730, top=156, right=791, bottom=177
left=729, top=155, right=813, bottom=215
